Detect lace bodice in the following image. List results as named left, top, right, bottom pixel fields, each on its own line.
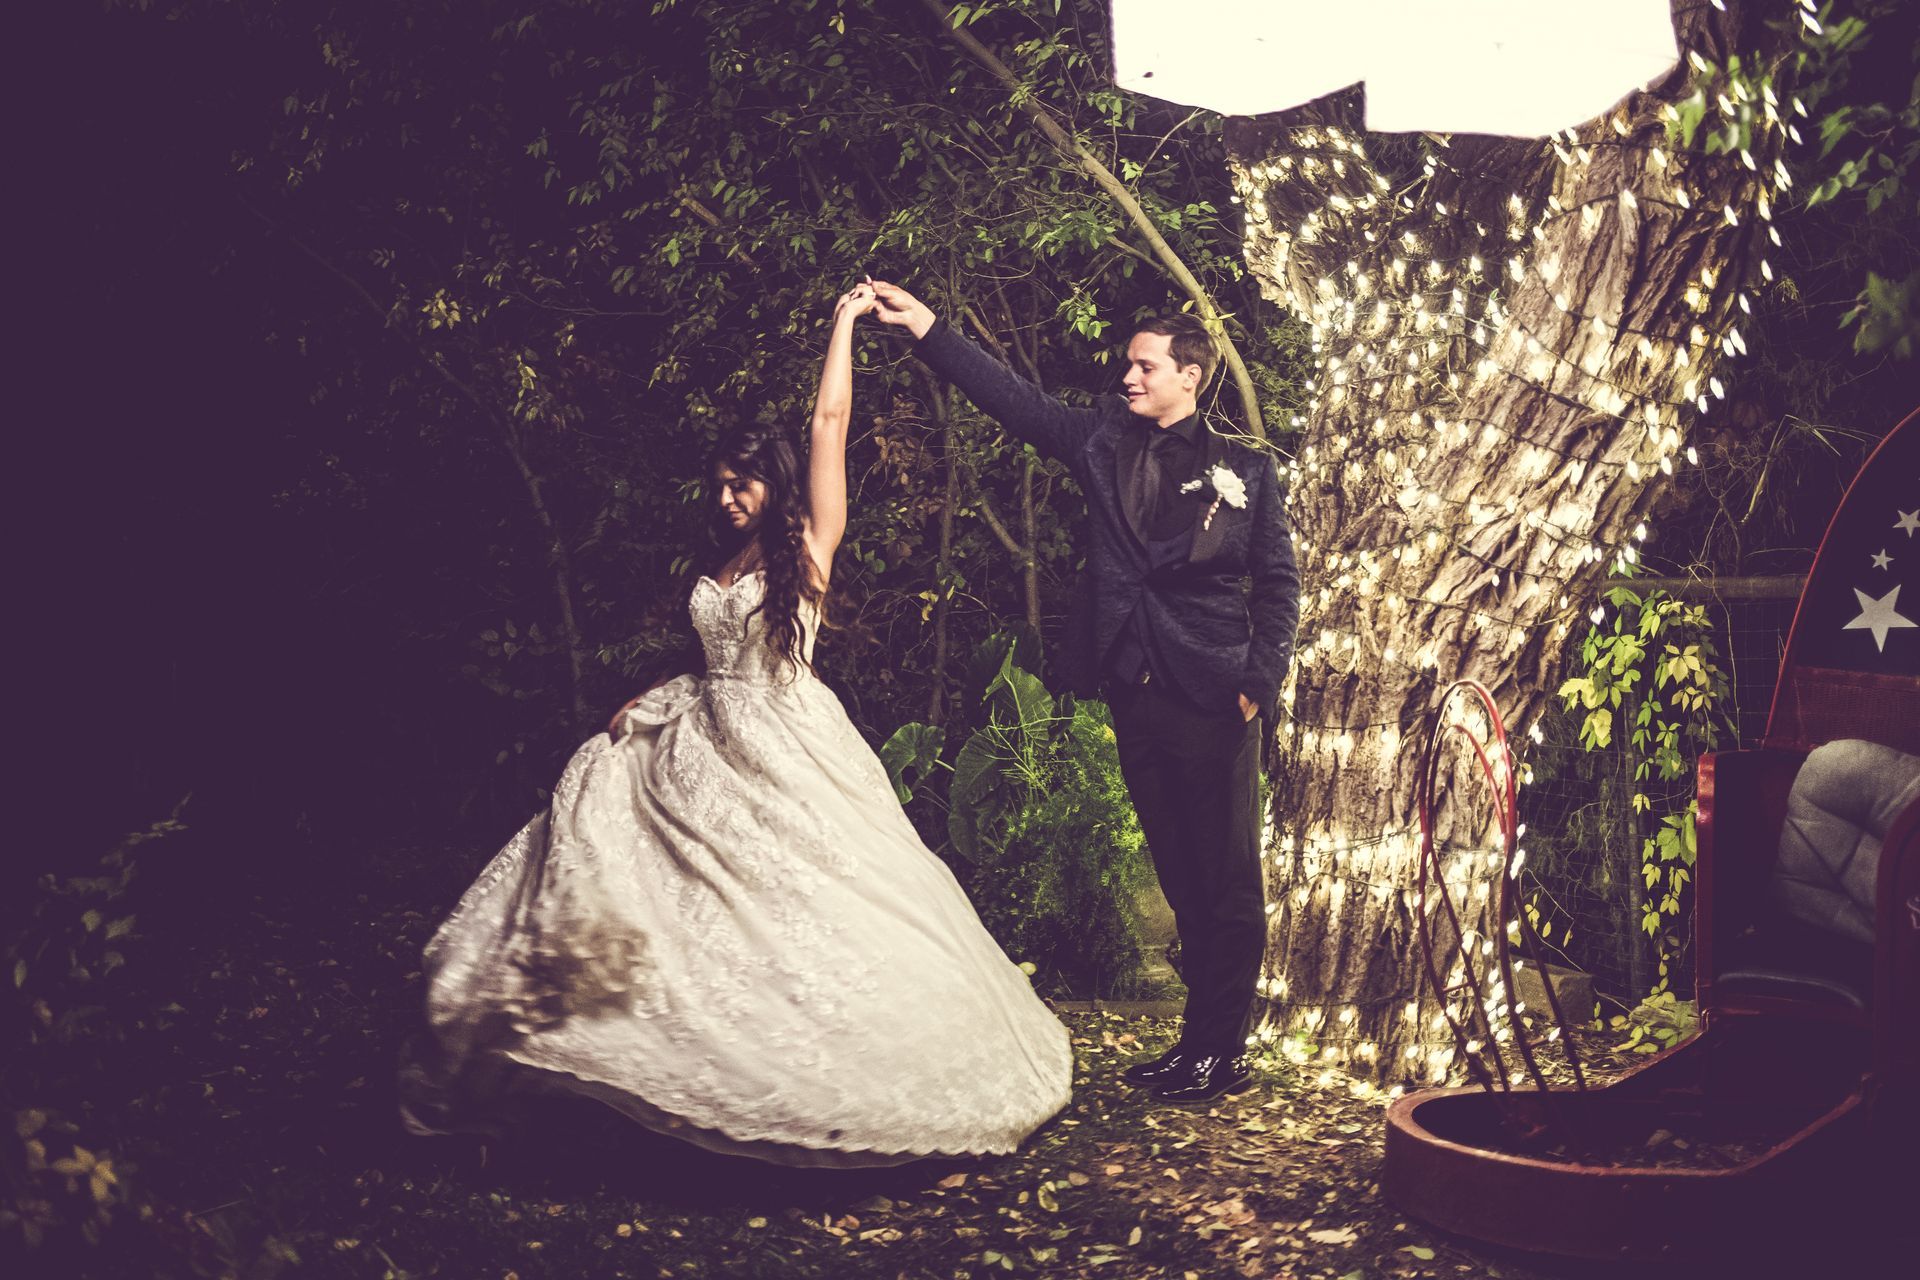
left=690, top=571, right=818, bottom=682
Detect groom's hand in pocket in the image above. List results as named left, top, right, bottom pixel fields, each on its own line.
left=1238, top=693, right=1258, bottom=723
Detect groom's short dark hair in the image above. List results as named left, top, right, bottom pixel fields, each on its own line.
left=1134, top=313, right=1219, bottom=394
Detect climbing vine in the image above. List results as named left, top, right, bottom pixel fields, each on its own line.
left=1556, top=585, right=1737, bottom=1013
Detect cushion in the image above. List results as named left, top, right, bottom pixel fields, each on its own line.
left=1772, top=738, right=1920, bottom=945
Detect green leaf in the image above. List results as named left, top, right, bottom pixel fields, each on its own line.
left=879, top=722, right=946, bottom=803
left=1818, top=105, right=1854, bottom=159
left=1672, top=93, right=1707, bottom=149
left=947, top=731, right=1003, bottom=863
left=986, top=652, right=1055, bottom=737
left=1583, top=708, right=1613, bottom=749
left=964, top=630, right=1040, bottom=702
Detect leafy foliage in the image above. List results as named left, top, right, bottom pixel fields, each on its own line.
left=886, top=635, right=1154, bottom=996
left=1553, top=587, right=1733, bottom=1000
left=108, top=0, right=1298, bottom=831
left=2, top=803, right=295, bottom=1273
left=1608, top=989, right=1701, bottom=1056
left=1669, top=0, right=1919, bottom=363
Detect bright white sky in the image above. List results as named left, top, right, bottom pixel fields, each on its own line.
left=1110, top=0, right=1679, bottom=136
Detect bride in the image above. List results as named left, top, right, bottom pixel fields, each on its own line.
left=400, top=283, right=1072, bottom=1166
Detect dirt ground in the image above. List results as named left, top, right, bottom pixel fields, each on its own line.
left=45, top=846, right=1901, bottom=1279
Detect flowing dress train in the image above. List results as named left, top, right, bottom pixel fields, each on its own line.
left=400, top=571, right=1072, bottom=1166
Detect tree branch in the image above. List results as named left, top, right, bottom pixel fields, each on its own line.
left=677, top=190, right=759, bottom=266
left=974, top=495, right=1030, bottom=562
left=918, top=0, right=1266, bottom=438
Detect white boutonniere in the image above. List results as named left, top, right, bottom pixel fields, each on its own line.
left=1180, top=464, right=1248, bottom=530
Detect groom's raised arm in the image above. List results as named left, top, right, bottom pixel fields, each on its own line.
left=1241, top=455, right=1300, bottom=720
left=868, top=280, right=1097, bottom=465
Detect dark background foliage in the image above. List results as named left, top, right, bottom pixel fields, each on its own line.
left=20, top=0, right=1301, bottom=892
left=14, top=0, right=1912, bottom=934
left=10, top=0, right=1908, bottom=914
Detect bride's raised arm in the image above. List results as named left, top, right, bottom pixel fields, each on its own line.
left=802, top=282, right=876, bottom=581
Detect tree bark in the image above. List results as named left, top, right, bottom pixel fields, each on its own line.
left=961, top=299, right=1047, bottom=635
left=1020, top=455, right=1042, bottom=635
left=1229, top=1, right=1781, bottom=1079
left=976, top=495, right=1043, bottom=636
left=924, top=375, right=961, bottom=726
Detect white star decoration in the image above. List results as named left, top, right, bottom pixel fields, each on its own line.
left=1871, top=549, right=1893, bottom=570
left=1843, top=584, right=1917, bottom=653
left=1896, top=509, right=1920, bottom=537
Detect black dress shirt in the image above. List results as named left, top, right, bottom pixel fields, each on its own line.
left=1106, top=414, right=1203, bottom=687
left=1124, top=413, right=1203, bottom=541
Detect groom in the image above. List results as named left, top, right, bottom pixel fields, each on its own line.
left=868, top=282, right=1298, bottom=1102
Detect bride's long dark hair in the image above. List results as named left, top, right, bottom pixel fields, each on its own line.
left=710, top=422, right=822, bottom=671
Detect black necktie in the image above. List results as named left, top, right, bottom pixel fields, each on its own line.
left=1141, top=432, right=1184, bottom=536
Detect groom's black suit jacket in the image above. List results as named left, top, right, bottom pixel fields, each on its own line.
left=916, top=319, right=1299, bottom=718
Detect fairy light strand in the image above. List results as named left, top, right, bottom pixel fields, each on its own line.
left=1226, top=4, right=1812, bottom=1080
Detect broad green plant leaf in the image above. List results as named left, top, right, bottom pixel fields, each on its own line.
left=878, top=722, right=946, bottom=803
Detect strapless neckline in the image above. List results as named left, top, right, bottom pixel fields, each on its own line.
left=697, top=567, right=766, bottom=593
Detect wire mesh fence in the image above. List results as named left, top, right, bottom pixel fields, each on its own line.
left=1513, top=578, right=1802, bottom=1012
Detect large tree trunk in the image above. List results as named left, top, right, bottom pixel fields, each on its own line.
left=1228, top=1, right=1781, bottom=1081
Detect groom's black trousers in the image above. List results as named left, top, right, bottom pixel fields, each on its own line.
left=1107, top=680, right=1265, bottom=1057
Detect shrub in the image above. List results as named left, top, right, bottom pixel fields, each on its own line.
left=882, top=634, right=1155, bottom=997
left=2, top=802, right=294, bottom=1275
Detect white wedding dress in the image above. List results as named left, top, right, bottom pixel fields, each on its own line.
left=401, top=571, right=1072, bottom=1166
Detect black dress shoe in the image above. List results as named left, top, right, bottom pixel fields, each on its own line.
left=1121, top=1045, right=1191, bottom=1087
left=1151, top=1052, right=1254, bottom=1103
